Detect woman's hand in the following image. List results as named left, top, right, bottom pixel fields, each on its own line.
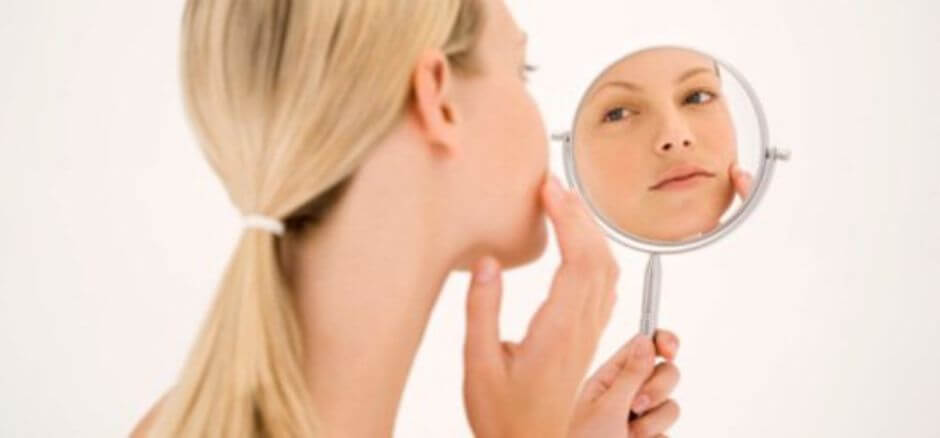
left=568, top=330, right=681, bottom=438
left=463, top=175, right=620, bottom=438
left=730, top=162, right=753, bottom=200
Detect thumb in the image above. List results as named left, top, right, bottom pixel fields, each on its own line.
left=604, top=334, right=656, bottom=409
left=730, top=163, right=753, bottom=200
left=464, top=256, right=504, bottom=374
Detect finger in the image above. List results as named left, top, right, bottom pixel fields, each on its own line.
left=577, top=331, right=640, bottom=404
left=464, top=256, right=504, bottom=375
left=629, top=399, right=680, bottom=438
left=730, top=163, right=753, bottom=200
left=532, top=174, right=617, bottom=337
left=601, top=334, right=656, bottom=410
left=590, top=243, right=619, bottom=334
left=540, top=173, right=609, bottom=268
left=631, top=361, right=680, bottom=415
left=653, top=329, right=680, bottom=361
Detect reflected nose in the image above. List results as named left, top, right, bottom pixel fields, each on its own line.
left=658, top=138, right=692, bottom=152
left=654, top=113, right=695, bottom=154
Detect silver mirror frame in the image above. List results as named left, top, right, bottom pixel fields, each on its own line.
left=554, top=45, right=790, bottom=255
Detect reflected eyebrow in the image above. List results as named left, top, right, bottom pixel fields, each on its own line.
left=588, top=65, right=717, bottom=101
left=589, top=80, right=641, bottom=101
left=676, top=67, right=715, bottom=84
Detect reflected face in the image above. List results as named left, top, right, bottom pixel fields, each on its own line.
left=574, top=48, right=738, bottom=241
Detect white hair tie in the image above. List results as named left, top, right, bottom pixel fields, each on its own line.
left=242, top=214, right=285, bottom=236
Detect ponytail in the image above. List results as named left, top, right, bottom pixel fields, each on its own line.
left=151, top=230, right=316, bottom=436
left=153, top=0, right=485, bottom=435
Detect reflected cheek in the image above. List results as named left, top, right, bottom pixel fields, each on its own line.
left=694, top=119, right=736, bottom=157
left=581, top=137, right=649, bottom=204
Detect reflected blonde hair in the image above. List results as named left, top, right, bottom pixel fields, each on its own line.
left=149, top=1, right=483, bottom=436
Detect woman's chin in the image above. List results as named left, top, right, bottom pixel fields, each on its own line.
left=621, top=212, right=723, bottom=242
left=496, top=215, right=549, bottom=269
left=453, top=216, right=548, bottom=273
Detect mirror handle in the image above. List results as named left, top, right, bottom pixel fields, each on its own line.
left=640, top=253, right=662, bottom=337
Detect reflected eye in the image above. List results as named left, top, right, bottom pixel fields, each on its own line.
left=684, top=90, right=716, bottom=105
left=602, top=107, right=633, bottom=123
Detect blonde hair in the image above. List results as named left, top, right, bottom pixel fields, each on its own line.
left=149, top=1, right=483, bottom=436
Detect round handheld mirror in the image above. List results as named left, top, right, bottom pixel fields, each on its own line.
left=554, top=46, right=790, bottom=336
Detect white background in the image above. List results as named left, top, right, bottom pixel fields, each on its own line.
left=1, top=0, right=938, bottom=436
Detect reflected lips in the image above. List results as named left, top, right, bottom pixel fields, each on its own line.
left=650, top=165, right=715, bottom=191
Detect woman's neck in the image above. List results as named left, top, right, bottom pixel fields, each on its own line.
left=290, top=140, right=464, bottom=437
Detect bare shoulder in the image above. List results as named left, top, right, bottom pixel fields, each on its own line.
left=129, top=393, right=168, bottom=438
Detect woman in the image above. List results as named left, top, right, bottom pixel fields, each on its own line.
left=133, top=0, right=681, bottom=436
left=574, top=47, right=753, bottom=242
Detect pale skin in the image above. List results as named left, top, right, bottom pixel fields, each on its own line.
left=575, top=48, right=753, bottom=242
left=133, top=1, right=682, bottom=437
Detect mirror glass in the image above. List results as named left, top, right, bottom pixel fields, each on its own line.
left=570, top=47, right=764, bottom=243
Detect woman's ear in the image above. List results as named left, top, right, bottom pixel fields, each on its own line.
left=410, top=49, right=460, bottom=155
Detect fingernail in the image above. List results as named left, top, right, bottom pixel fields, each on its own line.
left=475, top=257, right=497, bottom=283
left=545, top=175, right=564, bottom=204
left=632, top=394, right=651, bottom=414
